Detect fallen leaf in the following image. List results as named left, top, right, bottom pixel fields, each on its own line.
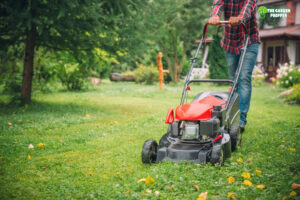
left=8, top=122, right=12, bottom=126
left=290, top=191, right=296, bottom=196
left=146, top=189, right=152, bottom=194
left=292, top=183, right=300, bottom=189
left=256, top=184, right=265, bottom=189
left=166, top=185, right=173, bottom=191
left=243, top=180, right=252, bottom=186
left=255, top=169, right=261, bottom=176
left=197, top=191, right=208, bottom=200
left=242, top=172, right=251, bottom=179
left=25, top=104, right=28, bottom=108
left=228, top=176, right=235, bottom=183
left=145, top=176, right=155, bottom=186
left=38, top=143, right=44, bottom=148
left=194, top=185, right=199, bottom=191
left=231, top=194, right=237, bottom=199
left=114, top=121, right=119, bottom=124
left=28, top=144, right=34, bottom=149
left=137, top=178, right=146, bottom=183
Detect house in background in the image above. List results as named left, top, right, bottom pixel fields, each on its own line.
left=257, top=0, right=300, bottom=80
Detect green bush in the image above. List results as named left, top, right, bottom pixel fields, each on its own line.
left=133, top=64, right=158, bottom=85
left=285, top=84, right=300, bottom=104
left=57, top=62, right=85, bottom=90
left=277, top=64, right=300, bottom=88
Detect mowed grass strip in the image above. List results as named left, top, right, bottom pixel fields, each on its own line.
left=0, top=82, right=299, bottom=200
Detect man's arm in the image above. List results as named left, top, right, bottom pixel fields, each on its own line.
left=238, top=0, right=256, bottom=21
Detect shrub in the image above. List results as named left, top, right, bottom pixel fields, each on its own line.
left=133, top=64, right=158, bottom=85
left=276, top=63, right=300, bottom=88
left=284, top=84, right=300, bottom=104
left=252, top=66, right=267, bottom=87
left=57, top=62, right=85, bottom=90
left=208, top=34, right=228, bottom=79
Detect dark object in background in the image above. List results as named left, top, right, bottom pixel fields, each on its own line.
left=109, top=73, right=135, bottom=82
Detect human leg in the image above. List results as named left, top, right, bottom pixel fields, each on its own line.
left=238, top=43, right=259, bottom=125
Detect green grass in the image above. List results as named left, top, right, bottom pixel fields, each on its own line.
left=0, top=81, right=299, bottom=200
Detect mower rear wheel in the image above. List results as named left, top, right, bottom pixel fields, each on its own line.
left=231, top=126, right=242, bottom=151
left=211, top=144, right=225, bottom=166
left=142, top=140, right=158, bottom=164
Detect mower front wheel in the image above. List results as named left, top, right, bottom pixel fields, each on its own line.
left=142, top=140, right=158, bottom=164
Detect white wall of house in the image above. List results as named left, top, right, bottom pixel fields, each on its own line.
left=257, top=43, right=263, bottom=64
left=296, top=2, right=300, bottom=24
left=288, top=40, right=297, bottom=64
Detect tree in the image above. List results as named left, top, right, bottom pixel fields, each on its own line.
left=156, top=0, right=211, bottom=82
left=0, top=0, right=141, bottom=103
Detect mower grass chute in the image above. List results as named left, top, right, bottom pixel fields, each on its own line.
left=142, top=21, right=248, bottom=165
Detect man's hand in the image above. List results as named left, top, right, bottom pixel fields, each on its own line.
left=208, top=16, right=220, bottom=25
left=228, top=17, right=243, bottom=27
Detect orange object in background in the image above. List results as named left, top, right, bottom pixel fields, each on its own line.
left=156, top=52, right=169, bottom=90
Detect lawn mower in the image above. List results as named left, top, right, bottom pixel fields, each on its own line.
left=141, top=21, right=249, bottom=165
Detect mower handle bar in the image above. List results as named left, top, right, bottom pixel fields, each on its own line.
left=203, top=21, right=248, bottom=41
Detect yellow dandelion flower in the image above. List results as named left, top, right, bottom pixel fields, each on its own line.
left=243, top=180, right=253, bottom=186
left=290, top=148, right=296, bottom=152
left=86, top=113, right=91, bottom=117
left=255, top=169, right=261, bottom=175
left=27, top=155, right=31, bottom=159
left=228, top=176, right=235, bottom=183
left=38, top=143, right=44, bottom=147
left=290, top=191, right=296, bottom=196
left=256, top=184, right=265, bottom=189
left=282, top=140, right=285, bottom=143
left=237, top=157, right=243, bottom=162
left=125, top=190, right=130, bottom=194
left=228, top=192, right=232, bottom=197
left=242, top=172, right=251, bottom=179
left=248, top=157, right=253, bottom=161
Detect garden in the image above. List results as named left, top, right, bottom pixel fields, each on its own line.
left=1, top=0, right=300, bottom=199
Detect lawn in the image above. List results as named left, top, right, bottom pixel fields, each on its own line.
left=0, top=81, right=299, bottom=200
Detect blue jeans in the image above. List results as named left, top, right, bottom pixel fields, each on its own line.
left=225, top=43, right=259, bottom=125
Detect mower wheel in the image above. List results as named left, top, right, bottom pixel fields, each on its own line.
left=142, top=140, right=158, bottom=164
left=231, top=125, right=242, bottom=151
left=211, top=144, right=225, bottom=166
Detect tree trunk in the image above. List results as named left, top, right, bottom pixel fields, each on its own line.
left=21, top=27, right=36, bottom=104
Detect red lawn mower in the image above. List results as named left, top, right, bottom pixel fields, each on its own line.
left=142, top=21, right=249, bottom=165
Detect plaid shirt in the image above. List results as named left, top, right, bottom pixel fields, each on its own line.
left=210, top=0, right=260, bottom=54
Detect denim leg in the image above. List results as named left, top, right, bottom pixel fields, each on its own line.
left=225, top=52, right=239, bottom=81
left=238, top=43, right=259, bottom=125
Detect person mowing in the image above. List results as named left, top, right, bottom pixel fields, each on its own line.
left=209, top=0, right=260, bottom=132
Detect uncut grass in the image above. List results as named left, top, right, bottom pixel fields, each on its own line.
left=0, top=82, right=299, bottom=199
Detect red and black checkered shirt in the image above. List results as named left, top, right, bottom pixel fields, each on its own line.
left=210, top=0, right=260, bottom=54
